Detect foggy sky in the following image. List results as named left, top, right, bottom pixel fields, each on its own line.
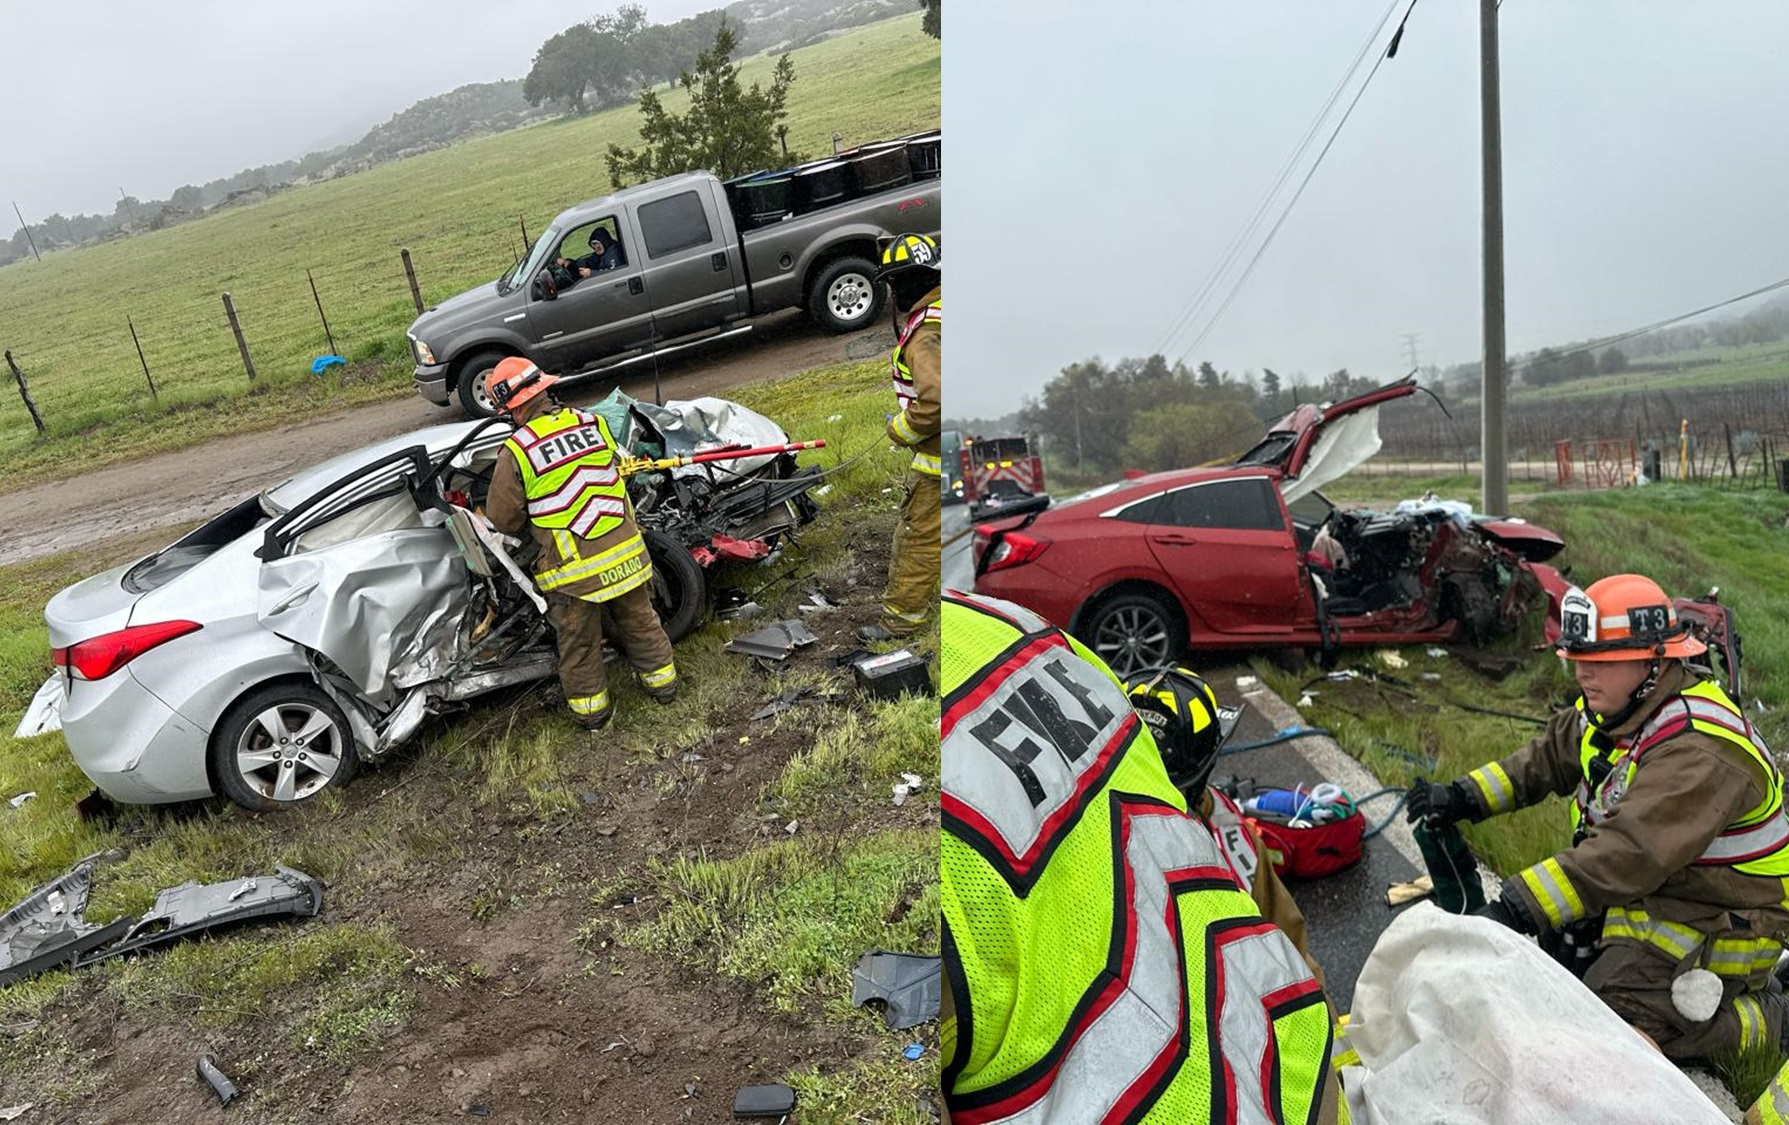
left=946, top=2, right=1789, bottom=418
left=1, top=0, right=716, bottom=227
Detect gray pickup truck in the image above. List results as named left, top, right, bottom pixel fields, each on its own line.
left=408, top=133, right=942, bottom=416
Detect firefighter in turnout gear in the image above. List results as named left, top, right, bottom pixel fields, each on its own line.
left=1409, top=573, right=1789, bottom=1061
left=942, top=592, right=1341, bottom=1124
left=1124, top=665, right=1328, bottom=992
left=859, top=233, right=941, bottom=642
left=483, top=357, right=677, bottom=731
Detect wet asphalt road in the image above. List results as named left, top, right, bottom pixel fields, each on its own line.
left=941, top=497, right=1431, bottom=1012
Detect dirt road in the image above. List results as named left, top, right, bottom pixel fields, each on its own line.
left=0, top=310, right=891, bottom=567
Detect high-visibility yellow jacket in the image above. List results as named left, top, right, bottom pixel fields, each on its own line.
left=888, top=286, right=940, bottom=476
left=942, top=591, right=1339, bottom=1124
left=486, top=406, right=651, bottom=603
left=1460, top=664, right=1789, bottom=986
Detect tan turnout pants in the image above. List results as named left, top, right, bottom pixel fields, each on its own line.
left=546, top=583, right=677, bottom=725
left=882, top=469, right=941, bottom=634
left=1585, top=939, right=1786, bottom=1060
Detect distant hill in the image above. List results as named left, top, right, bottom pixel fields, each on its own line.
left=1, top=5, right=919, bottom=266
left=728, top=0, right=911, bottom=51
left=329, top=81, right=552, bottom=173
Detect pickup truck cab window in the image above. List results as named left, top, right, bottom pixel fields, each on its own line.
left=638, top=191, right=715, bottom=258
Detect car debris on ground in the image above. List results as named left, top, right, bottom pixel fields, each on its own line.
left=850, top=649, right=932, bottom=700
left=724, top=620, right=819, bottom=660
left=891, top=773, right=925, bottom=807
left=851, top=950, right=941, bottom=1031
left=195, top=1054, right=240, bottom=1106
left=731, top=1083, right=796, bottom=1118
left=0, top=856, right=322, bottom=986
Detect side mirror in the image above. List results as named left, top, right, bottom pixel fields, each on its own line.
left=532, top=270, right=558, bottom=301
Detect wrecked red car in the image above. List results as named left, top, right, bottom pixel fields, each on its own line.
left=971, top=377, right=1567, bottom=677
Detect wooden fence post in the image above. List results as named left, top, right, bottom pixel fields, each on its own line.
left=5, top=350, right=47, bottom=434
left=306, top=269, right=338, bottom=356
left=401, top=248, right=424, bottom=315
left=222, top=292, right=256, bottom=381
left=128, top=317, right=157, bottom=400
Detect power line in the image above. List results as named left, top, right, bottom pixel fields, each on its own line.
left=1511, top=275, right=1789, bottom=373
left=1152, top=0, right=1406, bottom=361
left=1174, top=0, right=1420, bottom=367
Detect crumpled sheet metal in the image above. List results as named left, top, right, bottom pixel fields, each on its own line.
left=0, top=854, right=130, bottom=986
left=595, top=389, right=794, bottom=479
left=725, top=620, right=819, bottom=660
left=257, top=529, right=468, bottom=703
left=13, top=676, right=63, bottom=739
left=851, top=950, right=942, bottom=1031
left=0, top=861, right=324, bottom=986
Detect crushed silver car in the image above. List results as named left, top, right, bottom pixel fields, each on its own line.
left=22, top=392, right=822, bottom=811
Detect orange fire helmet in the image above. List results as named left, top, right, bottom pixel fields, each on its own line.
left=1556, top=574, right=1707, bottom=662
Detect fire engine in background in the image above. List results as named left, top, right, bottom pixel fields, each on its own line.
left=941, top=430, right=966, bottom=506
left=961, top=433, right=1048, bottom=519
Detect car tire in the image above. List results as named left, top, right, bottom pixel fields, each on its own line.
left=1082, top=590, right=1183, bottom=681
left=807, top=255, right=885, bottom=334
left=210, top=682, right=361, bottom=812
left=645, top=529, right=707, bottom=643
left=455, top=350, right=514, bottom=419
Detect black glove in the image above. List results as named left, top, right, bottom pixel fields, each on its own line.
left=1475, top=895, right=1538, bottom=936
left=1405, top=777, right=1472, bottom=826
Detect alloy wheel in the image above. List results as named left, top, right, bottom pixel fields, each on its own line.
left=234, top=703, right=347, bottom=804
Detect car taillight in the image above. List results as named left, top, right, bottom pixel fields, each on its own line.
left=52, top=620, right=203, bottom=681
left=982, top=531, right=1049, bottom=574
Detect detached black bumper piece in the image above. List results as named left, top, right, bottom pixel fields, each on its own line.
left=0, top=860, right=324, bottom=986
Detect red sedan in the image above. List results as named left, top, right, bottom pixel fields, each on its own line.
left=971, top=378, right=1567, bottom=677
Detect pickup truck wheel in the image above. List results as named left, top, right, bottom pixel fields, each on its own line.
left=644, top=529, right=707, bottom=643
left=210, top=682, right=361, bottom=812
left=808, top=256, right=885, bottom=334
left=455, top=350, right=512, bottom=419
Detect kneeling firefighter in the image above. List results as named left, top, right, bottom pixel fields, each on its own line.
left=483, top=358, right=677, bottom=731
left=1410, top=573, right=1789, bottom=1060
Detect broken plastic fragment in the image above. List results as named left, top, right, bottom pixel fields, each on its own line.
left=196, top=1054, right=239, bottom=1106
left=1234, top=675, right=1260, bottom=690
left=1377, top=649, right=1408, bottom=670
left=725, top=620, right=819, bottom=660
left=851, top=950, right=942, bottom=1030
left=903, top=1043, right=926, bottom=1061
left=7, top=792, right=35, bottom=810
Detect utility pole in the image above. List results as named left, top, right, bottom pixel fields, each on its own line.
left=1480, top=0, right=1509, bottom=515
left=11, top=202, right=41, bottom=262
left=118, top=188, right=138, bottom=227
left=1400, top=332, right=1422, bottom=372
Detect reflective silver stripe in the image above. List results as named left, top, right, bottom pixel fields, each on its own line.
left=640, top=664, right=677, bottom=688
left=526, top=464, right=622, bottom=517
left=1699, top=809, right=1789, bottom=863
left=890, top=411, right=921, bottom=444
left=1468, top=762, right=1516, bottom=814
left=1760, top=1066, right=1789, bottom=1125
left=1735, top=994, right=1769, bottom=1050
left=568, top=691, right=609, bottom=715
left=1518, top=858, right=1586, bottom=928
left=568, top=496, right=628, bottom=538
left=978, top=808, right=1312, bottom=1124
left=967, top=593, right=1053, bottom=636
left=911, top=451, right=942, bottom=475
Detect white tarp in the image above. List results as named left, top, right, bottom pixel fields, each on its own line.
left=1343, top=904, right=1729, bottom=1124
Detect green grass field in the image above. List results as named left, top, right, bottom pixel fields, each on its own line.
left=0, top=15, right=939, bottom=485
left=0, top=360, right=940, bottom=1117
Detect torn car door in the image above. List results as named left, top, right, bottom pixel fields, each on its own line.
left=255, top=447, right=470, bottom=706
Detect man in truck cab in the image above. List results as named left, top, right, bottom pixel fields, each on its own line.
left=553, top=227, right=625, bottom=287
left=859, top=232, right=942, bottom=642
left=482, top=357, right=678, bottom=732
